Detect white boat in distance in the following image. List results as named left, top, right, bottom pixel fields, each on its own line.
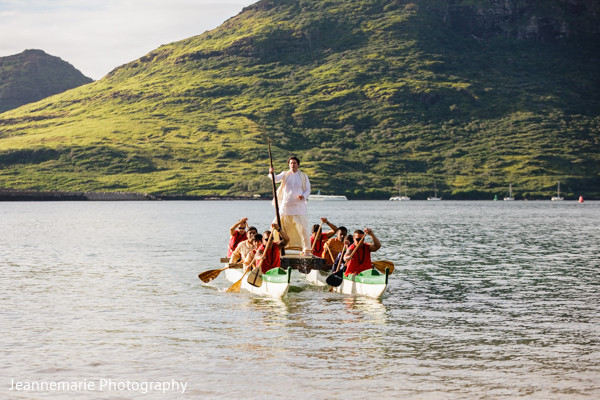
left=390, top=177, right=410, bottom=201
left=389, top=195, right=411, bottom=201
left=427, top=181, right=442, bottom=201
left=504, top=184, right=515, bottom=201
left=551, top=181, right=564, bottom=201
left=309, top=190, right=347, bottom=201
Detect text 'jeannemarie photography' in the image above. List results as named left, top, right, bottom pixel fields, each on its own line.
left=9, top=378, right=188, bottom=394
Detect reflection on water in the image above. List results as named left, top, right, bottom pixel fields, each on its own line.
left=1, top=201, right=599, bottom=399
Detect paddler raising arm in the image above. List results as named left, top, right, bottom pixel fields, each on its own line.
left=227, top=218, right=249, bottom=257
left=343, top=228, right=381, bottom=276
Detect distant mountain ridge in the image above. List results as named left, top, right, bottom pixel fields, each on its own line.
left=0, top=0, right=599, bottom=199
left=0, top=49, right=92, bottom=113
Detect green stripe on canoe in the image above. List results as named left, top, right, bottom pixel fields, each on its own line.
left=344, top=268, right=388, bottom=284
left=262, top=267, right=292, bottom=284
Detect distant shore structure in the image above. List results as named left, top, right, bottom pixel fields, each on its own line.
left=308, top=190, right=348, bottom=201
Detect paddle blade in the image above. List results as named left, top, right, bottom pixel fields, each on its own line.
left=247, top=266, right=263, bottom=287
left=198, top=267, right=227, bottom=283
left=326, top=270, right=343, bottom=287
left=226, top=271, right=248, bottom=293
left=373, top=260, right=395, bottom=275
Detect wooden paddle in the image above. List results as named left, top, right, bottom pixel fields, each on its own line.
left=325, top=246, right=347, bottom=287
left=247, top=228, right=275, bottom=288
left=198, top=266, right=229, bottom=283
left=198, top=262, right=244, bottom=283
left=325, top=245, right=335, bottom=267
left=268, top=138, right=284, bottom=256
left=226, top=270, right=249, bottom=293
left=372, top=260, right=395, bottom=274
left=310, top=222, right=323, bottom=253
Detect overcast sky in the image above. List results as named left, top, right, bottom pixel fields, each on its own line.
left=0, top=0, right=257, bottom=80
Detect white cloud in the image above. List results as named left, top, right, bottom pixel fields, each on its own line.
left=0, top=0, right=256, bottom=80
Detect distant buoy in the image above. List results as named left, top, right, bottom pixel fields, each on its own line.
left=579, top=195, right=584, bottom=203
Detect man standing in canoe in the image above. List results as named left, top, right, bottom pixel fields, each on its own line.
left=268, top=156, right=312, bottom=255
left=343, top=228, right=381, bottom=276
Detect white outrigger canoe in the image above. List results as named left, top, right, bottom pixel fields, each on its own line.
left=224, top=266, right=292, bottom=298
left=304, top=268, right=389, bottom=299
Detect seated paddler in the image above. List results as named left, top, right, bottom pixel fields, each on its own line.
left=343, top=228, right=381, bottom=276
left=332, top=234, right=354, bottom=274
left=255, top=224, right=289, bottom=274
left=322, top=225, right=348, bottom=266
left=310, top=217, right=338, bottom=257
left=230, top=227, right=258, bottom=264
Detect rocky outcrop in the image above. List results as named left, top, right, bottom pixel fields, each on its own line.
left=432, top=0, right=600, bottom=41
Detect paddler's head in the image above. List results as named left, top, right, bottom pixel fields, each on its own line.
left=344, top=235, right=354, bottom=246
left=312, top=224, right=321, bottom=237
left=336, top=226, right=347, bottom=240
left=262, top=230, right=271, bottom=244
left=251, top=233, right=262, bottom=247
left=353, top=230, right=365, bottom=244
left=287, top=156, right=300, bottom=173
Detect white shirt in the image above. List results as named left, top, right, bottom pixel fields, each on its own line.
left=272, top=170, right=311, bottom=215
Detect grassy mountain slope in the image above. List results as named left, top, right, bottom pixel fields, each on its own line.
left=0, top=49, right=93, bottom=113
left=1, top=0, right=599, bottom=199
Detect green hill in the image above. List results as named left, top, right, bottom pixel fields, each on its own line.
left=0, top=49, right=93, bottom=113
left=1, top=0, right=599, bottom=199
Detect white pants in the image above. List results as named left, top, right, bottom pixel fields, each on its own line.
left=277, top=214, right=311, bottom=251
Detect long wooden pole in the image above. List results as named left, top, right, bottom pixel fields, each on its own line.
left=268, top=138, right=284, bottom=255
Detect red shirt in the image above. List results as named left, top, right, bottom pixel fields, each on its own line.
left=227, top=230, right=247, bottom=257
left=257, top=243, right=281, bottom=273
left=310, top=235, right=327, bottom=257
left=345, top=243, right=372, bottom=276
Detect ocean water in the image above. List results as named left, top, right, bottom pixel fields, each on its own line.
left=1, top=200, right=599, bottom=399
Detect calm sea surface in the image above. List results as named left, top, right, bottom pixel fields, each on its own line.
left=1, top=200, right=599, bottom=399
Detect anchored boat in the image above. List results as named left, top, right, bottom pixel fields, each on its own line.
left=551, top=181, right=564, bottom=201
left=504, top=184, right=515, bottom=201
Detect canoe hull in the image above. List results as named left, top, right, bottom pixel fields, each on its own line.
left=304, top=269, right=330, bottom=287
left=225, top=267, right=291, bottom=298
left=305, top=268, right=389, bottom=299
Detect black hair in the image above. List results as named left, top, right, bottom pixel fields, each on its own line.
left=287, top=156, right=300, bottom=166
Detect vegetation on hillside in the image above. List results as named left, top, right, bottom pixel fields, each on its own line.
left=0, top=0, right=599, bottom=199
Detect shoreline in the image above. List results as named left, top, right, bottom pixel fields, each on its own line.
left=0, top=189, right=593, bottom=202
left=0, top=189, right=261, bottom=201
